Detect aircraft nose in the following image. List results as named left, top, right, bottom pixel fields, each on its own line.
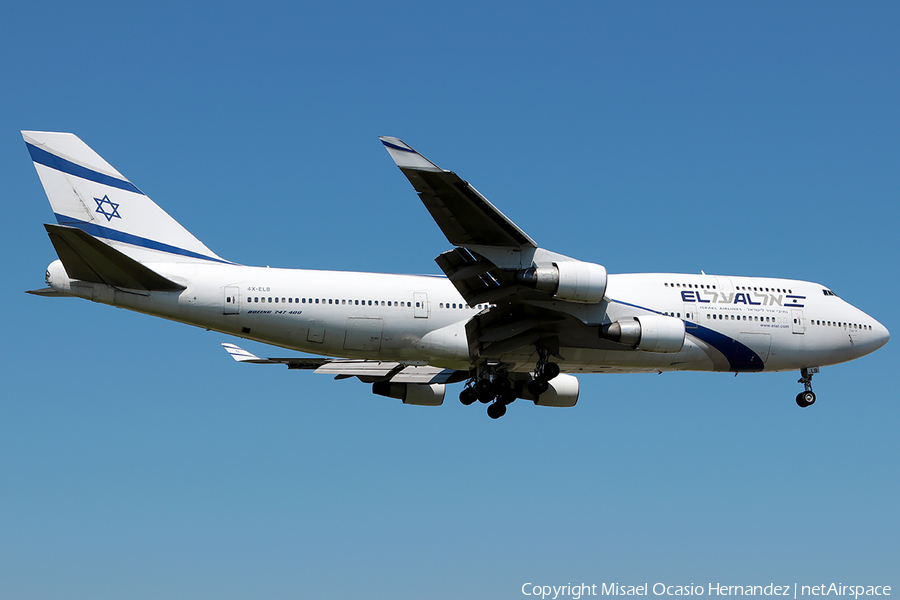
left=879, top=323, right=890, bottom=349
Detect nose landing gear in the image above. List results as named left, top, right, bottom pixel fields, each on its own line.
left=796, top=367, right=819, bottom=408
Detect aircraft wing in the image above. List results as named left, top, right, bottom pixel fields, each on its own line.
left=381, top=138, right=613, bottom=363
left=221, top=343, right=463, bottom=384
left=379, top=137, right=536, bottom=249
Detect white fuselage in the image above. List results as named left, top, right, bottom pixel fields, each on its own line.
left=44, top=259, right=890, bottom=375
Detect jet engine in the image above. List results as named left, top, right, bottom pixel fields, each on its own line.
left=599, top=314, right=685, bottom=353
left=535, top=373, right=580, bottom=407
left=372, top=382, right=446, bottom=406
left=515, top=373, right=579, bottom=407
left=516, top=260, right=607, bottom=303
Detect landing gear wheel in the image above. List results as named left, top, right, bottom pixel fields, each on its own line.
left=796, top=391, right=816, bottom=408
left=538, top=362, right=560, bottom=381
left=487, top=402, right=507, bottom=419
left=796, top=368, right=818, bottom=408
left=459, top=387, right=477, bottom=406
left=527, top=378, right=549, bottom=397
left=475, top=379, right=495, bottom=403
left=496, top=389, right=516, bottom=405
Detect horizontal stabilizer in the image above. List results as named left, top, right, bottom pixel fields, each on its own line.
left=46, top=224, right=185, bottom=291
left=25, top=287, right=71, bottom=297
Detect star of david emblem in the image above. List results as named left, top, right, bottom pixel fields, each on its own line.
left=94, top=195, right=121, bottom=221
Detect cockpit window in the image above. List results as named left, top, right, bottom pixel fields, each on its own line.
left=822, top=289, right=838, bottom=297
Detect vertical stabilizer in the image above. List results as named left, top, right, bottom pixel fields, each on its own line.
left=23, top=131, right=229, bottom=264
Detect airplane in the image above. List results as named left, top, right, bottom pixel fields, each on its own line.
left=23, top=131, right=890, bottom=419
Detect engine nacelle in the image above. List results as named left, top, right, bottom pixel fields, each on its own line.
left=600, top=314, right=685, bottom=353
left=534, top=374, right=580, bottom=407
left=515, top=373, right=580, bottom=407
left=372, top=382, right=446, bottom=406
left=516, top=260, right=607, bottom=303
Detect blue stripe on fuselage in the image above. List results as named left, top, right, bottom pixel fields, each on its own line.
left=608, top=298, right=764, bottom=372
left=688, top=323, right=765, bottom=372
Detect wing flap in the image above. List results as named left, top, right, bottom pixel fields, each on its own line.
left=314, top=361, right=401, bottom=378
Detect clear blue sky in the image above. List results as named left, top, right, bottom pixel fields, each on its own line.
left=2, top=2, right=898, bottom=598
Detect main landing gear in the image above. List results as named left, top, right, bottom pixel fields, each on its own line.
left=458, top=357, right=561, bottom=419
left=459, top=374, right=516, bottom=419
left=526, top=357, right=559, bottom=397
left=796, top=367, right=819, bottom=408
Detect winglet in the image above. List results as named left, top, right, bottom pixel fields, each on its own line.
left=221, top=343, right=269, bottom=363
left=379, top=137, right=442, bottom=172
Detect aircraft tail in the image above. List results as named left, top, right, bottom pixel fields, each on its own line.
left=23, top=131, right=229, bottom=265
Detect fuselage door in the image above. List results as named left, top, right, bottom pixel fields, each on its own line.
left=224, top=286, right=240, bottom=314
left=414, top=292, right=429, bottom=318
left=791, top=309, right=805, bottom=334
